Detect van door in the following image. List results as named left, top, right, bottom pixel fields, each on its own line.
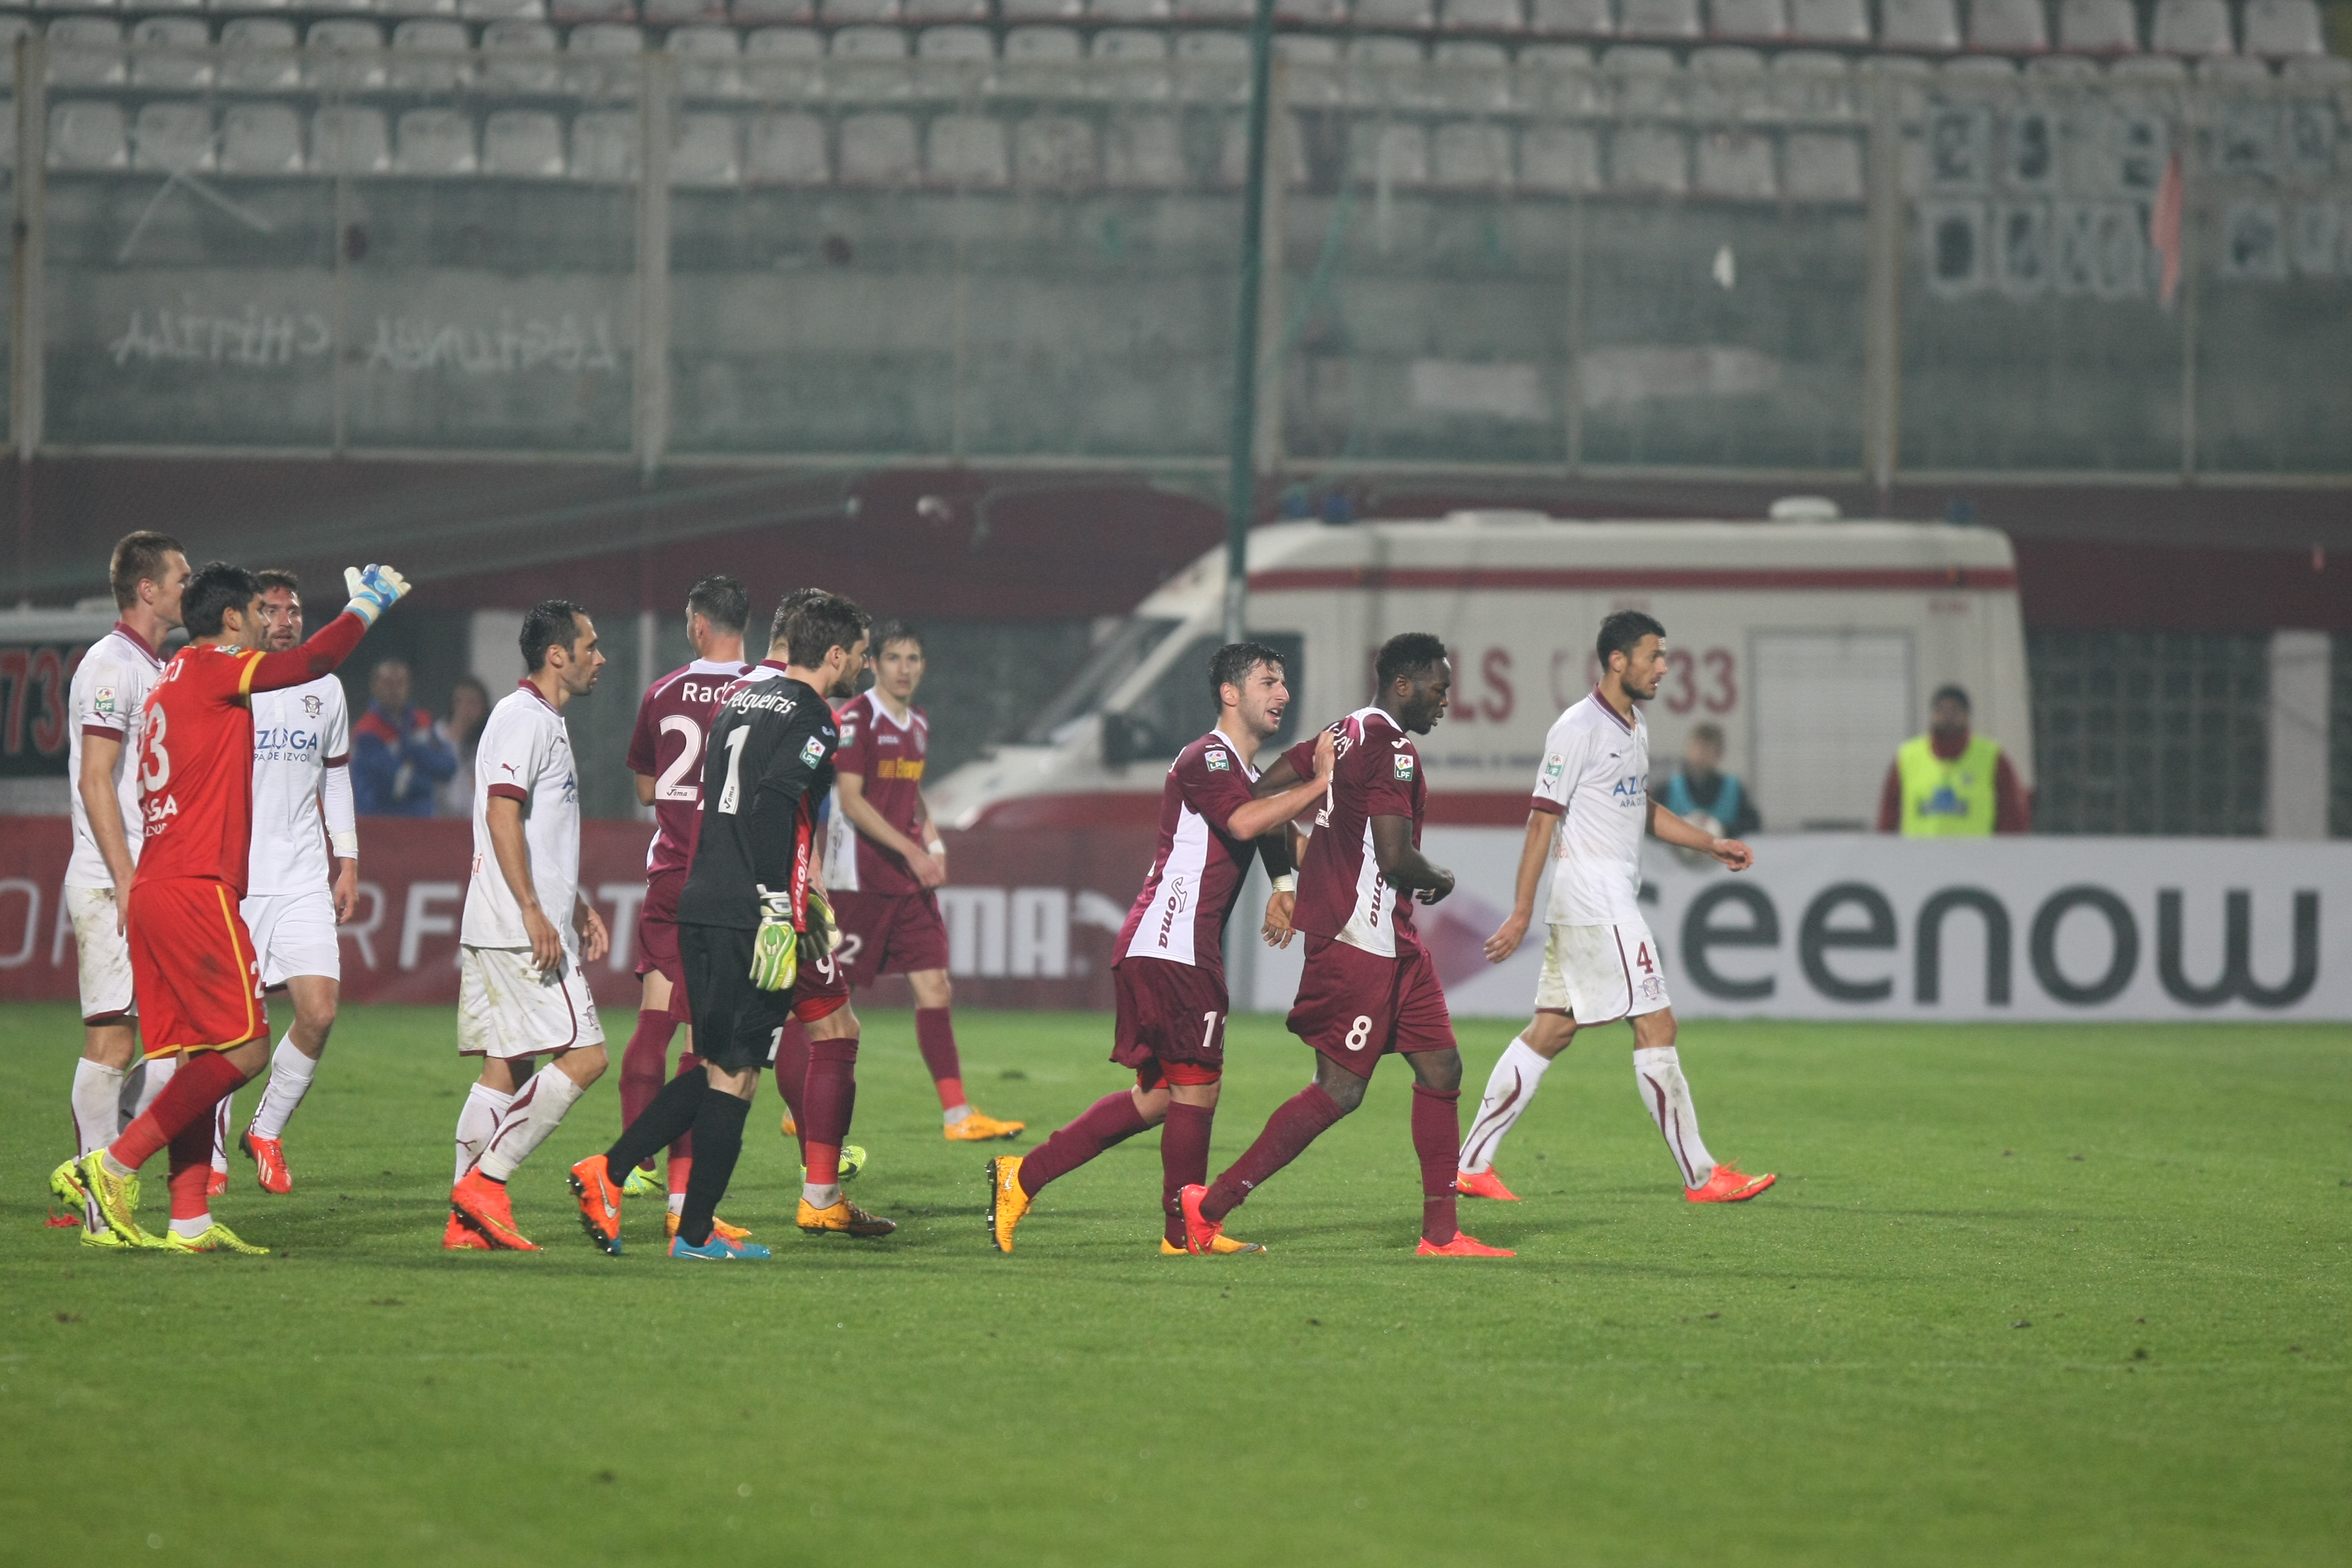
left=1749, top=630, right=1915, bottom=831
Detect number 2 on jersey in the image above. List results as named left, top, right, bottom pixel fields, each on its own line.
left=655, top=714, right=704, bottom=802
left=714, top=725, right=750, bottom=815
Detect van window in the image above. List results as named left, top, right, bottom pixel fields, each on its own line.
left=1104, top=633, right=1306, bottom=766
left=1018, top=616, right=1182, bottom=746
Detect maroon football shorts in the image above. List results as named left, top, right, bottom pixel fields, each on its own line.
left=1109, top=955, right=1229, bottom=1074
left=1286, top=935, right=1455, bottom=1079
left=831, top=889, right=951, bottom=984
left=792, top=941, right=852, bottom=1025
left=635, top=871, right=691, bottom=1019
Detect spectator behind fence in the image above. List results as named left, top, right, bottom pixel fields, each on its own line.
left=353, top=658, right=458, bottom=817
left=1659, top=722, right=1760, bottom=843
left=1876, top=684, right=2031, bottom=836
left=436, top=675, right=491, bottom=819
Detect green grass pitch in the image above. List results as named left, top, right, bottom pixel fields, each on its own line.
left=2, top=1001, right=2345, bottom=1566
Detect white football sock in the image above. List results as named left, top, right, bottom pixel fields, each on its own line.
left=170, top=1215, right=212, bottom=1240
left=211, top=1096, right=232, bottom=1176
left=71, top=1059, right=126, bottom=1156
left=802, top=1181, right=841, bottom=1210
left=1633, top=1046, right=1716, bottom=1189
left=126, top=1054, right=177, bottom=1129
left=475, top=1068, right=586, bottom=1183
left=942, top=1103, right=972, bottom=1126
left=667, top=1191, right=685, bottom=1217
left=1459, top=1036, right=1553, bottom=1175
left=453, top=1083, right=515, bottom=1183
left=249, top=1034, right=319, bottom=1142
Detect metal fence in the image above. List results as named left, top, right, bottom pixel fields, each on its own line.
left=11, top=32, right=2352, bottom=481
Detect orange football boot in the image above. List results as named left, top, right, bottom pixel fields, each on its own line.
left=1177, top=1183, right=1224, bottom=1255
left=443, top=1214, right=491, bottom=1250
left=207, top=1169, right=229, bottom=1198
left=665, top=1212, right=753, bottom=1243
left=944, top=1109, right=1025, bottom=1142
left=1685, top=1163, right=1776, bottom=1204
left=567, top=1155, right=624, bottom=1255
left=1456, top=1168, right=1520, bottom=1201
left=1417, top=1233, right=1515, bottom=1257
left=241, top=1131, right=292, bottom=1195
left=451, top=1170, right=540, bottom=1250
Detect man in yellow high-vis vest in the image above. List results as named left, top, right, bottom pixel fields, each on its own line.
left=1875, top=685, right=2031, bottom=835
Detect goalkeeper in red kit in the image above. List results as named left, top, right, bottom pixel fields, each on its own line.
left=77, top=560, right=410, bottom=1253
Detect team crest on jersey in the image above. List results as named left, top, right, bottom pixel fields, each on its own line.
left=839, top=722, right=857, bottom=746
left=1542, top=753, right=1564, bottom=782
left=1206, top=749, right=1230, bottom=772
left=93, top=686, right=116, bottom=717
left=1639, top=973, right=1665, bottom=1002
left=800, top=735, right=826, bottom=767
left=1393, top=753, right=1415, bottom=782
left=302, top=694, right=322, bottom=717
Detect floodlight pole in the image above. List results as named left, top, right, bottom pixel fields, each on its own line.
left=1221, top=0, right=1279, bottom=646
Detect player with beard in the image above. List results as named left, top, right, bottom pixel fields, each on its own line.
left=233, top=570, right=361, bottom=1195
left=985, top=642, right=1335, bottom=1255
left=1457, top=610, right=1773, bottom=1206
left=569, top=590, right=895, bottom=1258
left=1178, top=633, right=1514, bottom=1259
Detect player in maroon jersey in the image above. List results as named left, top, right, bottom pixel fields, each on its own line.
left=77, top=560, right=408, bottom=1253
left=985, top=642, right=1336, bottom=1255
left=823, top=620, right=1024, bottom=1142
left=616, top=575, right=753, bottom=1226
left=1179, top=632, right=1515, bottom=1259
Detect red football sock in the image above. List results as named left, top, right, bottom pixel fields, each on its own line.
left=1203, top=1083, right=1347, bottom=1222
left=1412, top=1082, right=1463, bottom=1244
left=109, top=1050, right=246, bottom=1172
left=802, top=1036, right=858, bottom=1187
left=774, top=1021, right=812, bottom=1158
left=1160, top=1101, right=1215, bottom=1246
left=167, top=1114, right=216, bottom=1222
left=916, top=1008, right=964, bottom=1110
left=1016, top=1091, right=1149, bottom=1198
left=619, top=1010, right=675, bottom=1167
left=667, top=1051, right=700, bottom=1171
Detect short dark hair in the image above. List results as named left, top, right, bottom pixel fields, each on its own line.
left=1375, top=632, right=1449, bottom=693
left=520, top=599, right=589, bottom=673
left=767, top=587, right=821, bottom=650
left=109, top=531, right=183, bottom=612
left=256, top=569, right=299, bottom=596
left=1932, top=684, right=1971, bottom=711
left=1210, top=640, right=1284, bottom=704
left=1690, top=722, right=1725, bottom=748
left=782, top=590, right=870, bottom=670
left=685, top=574, right=749, bottom=635
left=182, top=561, right=260, bottom=638
left=1597, top=610, right=1666, bottom=670
left=872, top=619, right=923, bottom=657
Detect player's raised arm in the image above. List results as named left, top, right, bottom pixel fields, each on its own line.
left=1647, top=796, right=1753, bottom=872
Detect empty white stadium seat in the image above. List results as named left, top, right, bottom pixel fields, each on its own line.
left=1616, top=0, right=1701, bottom=39
left=396, top=107, right=477, bottom=173
left=733, top=0, right=818, bottom=19
left=1782, top=127, right=1860, bottom=196
left=904, top=0, right=990, bottom=18
left=999, top=0, right=1082, bottom=16
left=309, top=20, right=388, bottom=91
left=131, top=18, right=211, bottom=90
left=483, top=19, right=561, bottom=88
left=2023, top=51, right=2097, bottom=77
left=837, top=109, right=918, bottom=181
left=483, top=108, right=566, bottom=174
left=1355, top=0, right=1438, bottom=27
left=1880, top=0, right=1958, bottom=49
left=1519, top=39, right=1596, bottom=63
left=1094, top=27, right=1171, bottom=57
left=1969, top=0, right=2047, bottom=50
left=748, top=25, right=825, bottom=54
left=2281, top=53, right=2352, bottom=83
left=2242, top=0, right=2322, bottom=56
left=312, top=106, right=391, bottom=172
left=1177, top=30, right=1250, bottom=59
left=831, top=22, right=910, bottom=52
left=1005, top=24, right=1083, bottom=57
left=1174, top=0, right=1254, bottom=17
left=552, top=0, right=638, bottom=20
left=460, top=0, right=549, bottom=19
left=1442, top=0, right=1527, bottom=29
left=1610, top=121, right=1685, bottom=188
left=132, top=101, right=214, bottom=171
left=2150, top=0, right=2232, bottom=53
left=745, top=108, right=827, bottom=181
left=1091, top=0, right=1173, bottom=16
left=1276, top=0, right=1348, bottom=19
left=48, top=100, right=126, bottom=169
left=1708, top=0, right=1785, bottom=39
left=571, top=109, right=638, bottom=177
left=1103, top=112, right=1185, bottom=185
left=1351, top=33, right=1428, bottom=62
left=1602, top=42, right=1680, bottom=113
left=918, top=24, right=993, bottom=56
left=668, top=25, right=740, bottom=94
left=1431, top=119, right=1511, bottom=185
left=1272, top=31, right=1342, bottom=103
left=571, top=20, right=647, bottom=48
left=669, top=111, right=738, bottom=183
left=1518, top=121, right=1600, bottom=189
left=1349, top=120, right=1429, bottom=184
left=923, top=111, right=1004, bottom=183
left=1785, top=0, right=1868, bottom=42
left=1215, top=109, right=1308, bottom=183
left=1769, top=48, right=1852, bottom=117
left=220, top=20, right=301, bottom=91
left=2056, top=0, right=2137, bottom=50
left=2108, top=51, right=2187, bottom=77
left=220, top=103, right=304, bottom=173
left=644, top=0, right=731, bottom=21
left=1694, top=126, right=1772, bottom=193
left=391, top=19, right=472, bottom=90
left=46, top=19, right=126, bottom=88
left=1015, top=113, right=1095, bottom=184
left=823, top=0, right=901, bottom=17
left=1527, top=0, right=1613, bottom=34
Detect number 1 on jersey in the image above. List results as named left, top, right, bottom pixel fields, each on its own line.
left=715, top=725, right=750, bottom=815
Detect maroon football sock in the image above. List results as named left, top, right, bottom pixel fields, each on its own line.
left=619, top=1010, right=674, bottom=1169
left=1202, top=1083, right=1347, bottom=1222
left=1015, top=1091, right=1148, bottom=1198
left=915, top=1008, right=965, bottom=1110
left=109, top=1050, right=247, bottom=1172
left=774, top=1020, right=812, bottom=1159
left=1160, top=1101, right=1215, bottom=1246
left=166, top=1114, right=216, bottom=1222
left=1412, top=1082, right=1463, bottom=1244
left=802, top=1036, right=859, bottom=1185
left=668, top=1051, right=700, bottom=1166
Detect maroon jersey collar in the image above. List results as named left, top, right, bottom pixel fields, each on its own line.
left=110, top=620, right=163, bottom=664
left=1589, top=686, right=1636, bottom=733
left=515, top=678, right=559, bottom=713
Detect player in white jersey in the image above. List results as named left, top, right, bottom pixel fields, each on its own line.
left=445, top=601, right=612, bottom=1252
left=228, top=570, right=360, bottom=1196
left=1457, top=610, right=1777, bottom=1206
left=49, top=532, right=190, bottom=1246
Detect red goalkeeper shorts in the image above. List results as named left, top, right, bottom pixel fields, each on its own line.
left=128, top=876, right=267, bottom=1057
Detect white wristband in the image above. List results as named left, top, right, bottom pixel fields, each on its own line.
left=330, top=833, right=359, bottom=858
left=1270, top=874, right=1296, bottom=893
left=926, top=840, right=946, bottom=855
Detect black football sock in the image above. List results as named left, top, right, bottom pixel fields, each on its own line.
left=679, top=1089, right=750, bottom=1247
left=604, top=1069, right=706, bottom=1179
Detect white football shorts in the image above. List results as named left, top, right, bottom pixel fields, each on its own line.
left=459, top=945, right=606, bottom=1060
left=242, top=888, right=341, bottom=988
left=67, top=884, right=136, bottom=1022
left=1535, top=917, right=1671, bottom=1024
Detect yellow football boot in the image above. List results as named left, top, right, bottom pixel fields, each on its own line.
left=162, top=1221, right=269, bottom=1255
left=986, top=1156, right=1030, bottom=1253
left=944, top=1109, right=1025, bottom=1142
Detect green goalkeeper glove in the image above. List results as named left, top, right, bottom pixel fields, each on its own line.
left=750, top=884, right=798, bottom=993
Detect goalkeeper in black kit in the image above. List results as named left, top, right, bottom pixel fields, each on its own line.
left=569, top=590, right=895, bottom=1259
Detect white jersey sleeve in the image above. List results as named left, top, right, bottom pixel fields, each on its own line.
left=65, top=630, right=165, bottom=890
left=461, top=687, right=583, bottom=952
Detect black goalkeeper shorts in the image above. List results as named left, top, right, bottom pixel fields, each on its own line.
left=677, top=921, right=795, bottom=1074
